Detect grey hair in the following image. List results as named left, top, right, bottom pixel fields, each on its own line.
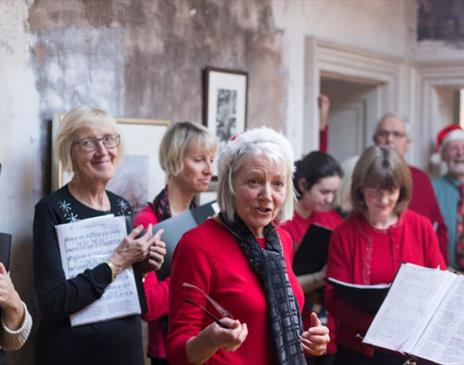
left=375, top=112, right=411, bottom=136
left=217, top=127, right=295, bottom=222
left=55, top=106, right=122, bottom=173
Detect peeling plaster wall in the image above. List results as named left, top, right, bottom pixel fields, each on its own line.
left=28, top=0, right=286, bottom=130
left=0, top=1, right=41, bottom=364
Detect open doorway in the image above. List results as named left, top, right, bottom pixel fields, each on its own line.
left=320, top=75, right=381, bottom=163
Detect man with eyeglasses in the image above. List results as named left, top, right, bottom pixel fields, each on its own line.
left=373, top=113, right=448, bottom=264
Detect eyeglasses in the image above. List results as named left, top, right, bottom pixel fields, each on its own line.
left=183, top=282, right=233, bottom=328
left=73, top=134, right=121, bottom=152
left=375, top=130, right=406, bottom=140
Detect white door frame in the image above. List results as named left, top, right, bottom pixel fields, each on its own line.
left=304, top=37, right=411, bottom=156
left=414, top=61, right=464, bottom=170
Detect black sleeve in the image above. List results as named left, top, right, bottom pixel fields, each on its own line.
left=33, top=200, right=113, bottom=320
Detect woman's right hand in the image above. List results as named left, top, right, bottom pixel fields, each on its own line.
left=108, top=224, right=165, bottom=275
left=186, top=318, right=248, bottom=364
left=209, top=318, right=248, bottom=351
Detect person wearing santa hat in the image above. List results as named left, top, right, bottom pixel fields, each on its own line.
left=432, top=124, right=464, bottom=270
left=373, top=113, right=448, bottom=264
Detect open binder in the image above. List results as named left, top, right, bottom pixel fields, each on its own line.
left=0, top=233, right=11, bottom=270
left=363, top=263, right=463, bottom=365
left=327, top=277, right=391, bottom=314
left=292, top=224, right=333, bottom=276
left=153, top=200, right=219, bottom=280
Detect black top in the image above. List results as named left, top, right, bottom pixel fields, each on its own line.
left=33, top=185, right=143, bottom=365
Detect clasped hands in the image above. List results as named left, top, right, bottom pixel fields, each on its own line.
left=108, top=224, right=167, bottom=276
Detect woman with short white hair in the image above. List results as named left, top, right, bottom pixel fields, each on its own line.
left=33, top=106, right=166, bottom=365
left=167, top=127, right=329, bottom=365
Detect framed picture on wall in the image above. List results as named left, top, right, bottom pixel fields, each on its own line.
left=203, top=67, right=248, bottom=158
left=52, top=115, right=170, bottom=214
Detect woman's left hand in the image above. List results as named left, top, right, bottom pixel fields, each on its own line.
left=300, top=312, right=330, bottom=356
left=0, top=263, right=25, bottom=330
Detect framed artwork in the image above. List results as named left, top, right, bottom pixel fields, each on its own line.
left=203, top=67, right=248, bottom=157
left=52, top=115, right=170, bottom=213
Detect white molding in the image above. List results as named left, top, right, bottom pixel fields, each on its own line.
left=303, top=38, right=409, bottom=156
left=415, top=61, right=464, bottom=170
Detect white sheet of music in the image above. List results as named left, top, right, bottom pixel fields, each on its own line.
left=411, top=275, right=464, bottom=365
left=363, top=264, right=452, bottom=353
left=55, top=215, right=141, bottom=326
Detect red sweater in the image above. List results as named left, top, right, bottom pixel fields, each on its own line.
left=281, top=210, right=343, bottom=249
left=326, top=209, right=446, bottom=356
left=409, top=166, right=448, bottom=264
left=167, top=219, right=304, bottom=365
left=281, top=210, right=343, bottom=355
left=133, top=205, right=170, bottom=359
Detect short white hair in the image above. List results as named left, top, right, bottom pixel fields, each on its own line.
left=375, top=113, right=411, bottom=136
left=55, top=106, right=122, bottom=173
left=217, top=127, right=295, bottom=222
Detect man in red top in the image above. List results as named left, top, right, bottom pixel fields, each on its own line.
left=373, top=113, right=448, bottom=263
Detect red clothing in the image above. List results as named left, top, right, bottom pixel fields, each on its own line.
left=319, top=127, right=328, bottom=152
left=167, top=219, right=304, bottom=365
left=409, top=166, right=448, bottom=264
left=326, top=209, right=446, bottom=357
left=281, top=210, right=343, bottom=249
left=281, top=210, right=343, bottom=355
left=133, top=205, right=170, bottom=359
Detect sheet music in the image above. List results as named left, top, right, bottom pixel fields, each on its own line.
left=412, top=275, right=464, bottom=365
left=363, top=264, right=452, bottom=353
left=55, top=215, right=141, bottom=326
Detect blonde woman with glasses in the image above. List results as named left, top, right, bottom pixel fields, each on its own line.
left=33, top=106, right=166, bottom=365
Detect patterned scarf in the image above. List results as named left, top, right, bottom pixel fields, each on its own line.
left=150, top=186, right=196, bottom=221
left=219, top=213, right=306, bottom=365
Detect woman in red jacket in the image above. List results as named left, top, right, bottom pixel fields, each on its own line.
left=167, top=127, right=330, bottom=365
left=281, top=151, right=343, bottom=365
left=326, top=145, right=446, bottom=365
left=133, top=121, right=217, bottom=365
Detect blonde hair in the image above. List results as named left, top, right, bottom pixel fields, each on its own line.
left=55, top=106, right=122, bottom=172
left=159, top=121, right=217, bottom=178
left=217, top=127, right=295, bottom=222
left=351, top=145, right=412, bottom=216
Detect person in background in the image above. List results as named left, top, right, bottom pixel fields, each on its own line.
left=281, top=151, right=343, bottom=365
left=431, top=124, right=464, bottom=270
left=334, top=155, right=359, bottom=219
left=326, top=145, right=445, bottom=365
left=373, top=113, right=448, bottom=263
left=0, top=162, right=32, bottom=363
left=33, top=106, right=166, bottom=365
left=319, top=95, right=330, bottom=152
left=167, top=127, right=329, bottom=365
left=133, top=121, right=217, bottom=365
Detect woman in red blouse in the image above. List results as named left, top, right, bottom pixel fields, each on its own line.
left=326, top=145, right=446, bottom=365
left=167, top=127, right=330, bottom=365
left=281, top=151, right=343, bottom=365
left=133, top=121, right=217, bottom=365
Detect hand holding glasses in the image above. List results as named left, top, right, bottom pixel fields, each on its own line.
left=183, top=282, right=233, bottom=329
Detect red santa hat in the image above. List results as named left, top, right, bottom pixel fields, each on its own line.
left=430, top=124, right=464, bottom=164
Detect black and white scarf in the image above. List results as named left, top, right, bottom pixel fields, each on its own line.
left=219, top=213, right=306, bottom=365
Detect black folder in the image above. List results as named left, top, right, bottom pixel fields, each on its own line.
left=327, top=277, right=391, bottom=314
left=0, top=232, right=11, bottom=271
left=292, top=224, right=332, bottom=276
left=153, top=200, right=219, bottom=280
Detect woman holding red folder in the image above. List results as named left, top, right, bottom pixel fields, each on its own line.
left=133, top=121, right=217, bottom=365
left=281, top=151, right=343, bottom=365
left=326, top=145, right=446, bottom=365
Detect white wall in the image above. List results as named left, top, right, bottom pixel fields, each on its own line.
left=272, top=0, right=411, bottom=156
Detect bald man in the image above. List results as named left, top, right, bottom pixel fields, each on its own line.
left=373, top=113, right=448, bottom=263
